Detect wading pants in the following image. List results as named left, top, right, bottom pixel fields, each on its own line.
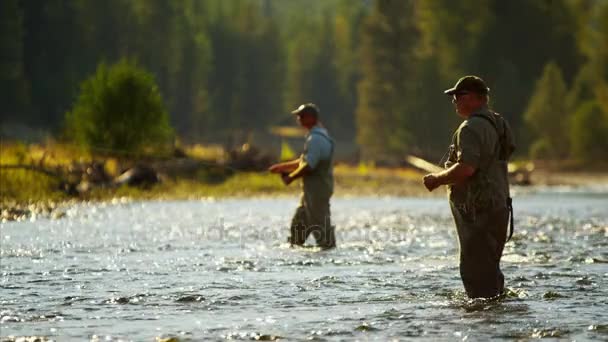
left=450, top=203, right=509, bottom=298
left=289, top=194, right=335, bottom=248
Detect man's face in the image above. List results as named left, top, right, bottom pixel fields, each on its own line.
left=451, top=92, right=482, bottom=117
left=296, top=113, right=316, bottom=128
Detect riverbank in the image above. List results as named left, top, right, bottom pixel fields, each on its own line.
left=4, top=167, right=608, bottom=223
left=2, top=142, right=607, bottom=222
left=0, top=164, right=430, bottom=221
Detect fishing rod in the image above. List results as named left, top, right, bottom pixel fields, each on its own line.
left=404, top=155, right=443, bottom=173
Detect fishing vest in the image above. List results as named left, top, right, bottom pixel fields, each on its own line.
left=448, top=109, right=513, bottom=217
left=302, top=129, right=335, bottom=199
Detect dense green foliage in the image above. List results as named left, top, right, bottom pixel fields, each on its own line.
left=65, top=60, right=172, bottom=154
left=569, top=101, right=608, bottom=162
left=356, top=0, right=422, bottom=160
left=1, top=0, right=607, bottom=161
left=524, top=62, right=570, bottom=159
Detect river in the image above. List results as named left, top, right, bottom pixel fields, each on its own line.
left=1, top=187, right=607, bottom=341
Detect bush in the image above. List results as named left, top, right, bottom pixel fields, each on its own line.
left=65, top=60, right=173, bottom=155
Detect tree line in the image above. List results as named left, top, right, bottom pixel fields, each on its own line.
left=1, top=0, right=607, bottom=162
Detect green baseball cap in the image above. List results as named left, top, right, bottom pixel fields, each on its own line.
left=444, top=75, right=490, bottom=95
left=291, top=103, right=319, bottom=117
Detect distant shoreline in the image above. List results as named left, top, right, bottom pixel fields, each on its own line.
left=2, top=142, right=607, bottom=221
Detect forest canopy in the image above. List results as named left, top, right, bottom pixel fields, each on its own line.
left=1, top=0, right=607, bottom=162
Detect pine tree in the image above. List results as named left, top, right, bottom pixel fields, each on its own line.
left=569, top=101, right=608, bottom=161
left=355, top=0, right=418, bottom=162
left=523, top=62, right=570, bottom=159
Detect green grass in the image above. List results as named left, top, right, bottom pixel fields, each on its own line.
left=1, top=143, right=73, bottom=205
left=85, top=172, right=297, bottom=201
left=0, top=168, right=67, bottom=203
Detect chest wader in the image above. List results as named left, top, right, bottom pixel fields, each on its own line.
left=470, top=114, right=514, bottom=241
left=450, top=113, right=512, bottom=298
left=288, top=131, right=336, bottom=249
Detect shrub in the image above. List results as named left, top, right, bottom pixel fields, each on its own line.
left=65, top=59, right=173, bottom=155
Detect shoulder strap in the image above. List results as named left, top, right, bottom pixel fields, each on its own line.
left=470, top=114, right=507, bottom=161
left=470, top=113, right=499, bottom=135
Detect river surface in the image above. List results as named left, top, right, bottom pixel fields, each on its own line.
left=1, top=187, right=608, bottom=341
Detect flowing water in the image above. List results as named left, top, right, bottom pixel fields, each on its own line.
left=1, top=187, right=608, bottom=341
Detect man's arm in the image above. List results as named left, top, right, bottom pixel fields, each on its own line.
left=423, top=162, right=475, bottom=192
left=268, top=158, right=301, bottom=174
left=424, top=123, right=480, bottom=192
left=282, top=133, right=324, bottom=185
left=281, top=161, right=312, bottom=185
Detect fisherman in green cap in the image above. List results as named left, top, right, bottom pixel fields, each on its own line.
left=269, top=103, right=336, bottom=249
left=423, top=76, right=515, bottom=298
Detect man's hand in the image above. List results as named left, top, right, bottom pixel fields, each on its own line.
left=423, top=162, right=475, bottom=191
left=423, top=174, right=441, bottom=192
left=281, top=172, right=294, bottom=186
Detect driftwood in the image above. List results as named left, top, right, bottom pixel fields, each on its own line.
left=228, top=144, right=273, bottom=172
left=2, top=143, right=277, bottom=198
left=114, top=165, right=159, bottom=187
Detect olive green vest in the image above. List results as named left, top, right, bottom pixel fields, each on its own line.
left=447, top=107, right=514, bottom=215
